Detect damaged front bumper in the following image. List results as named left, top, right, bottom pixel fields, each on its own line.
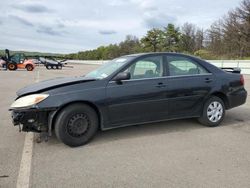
left=10, top=108, right=57, bottom=135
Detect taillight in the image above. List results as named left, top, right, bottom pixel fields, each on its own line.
left=240, top=75, right=244, bottom=86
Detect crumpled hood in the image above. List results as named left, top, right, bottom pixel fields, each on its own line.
left=17, top=76, right=96, bottom=97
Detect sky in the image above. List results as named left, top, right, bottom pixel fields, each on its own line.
left=0, top=0, right=243, bottom=54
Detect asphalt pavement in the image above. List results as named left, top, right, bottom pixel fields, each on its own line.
left=0, top=65, right=250, bottom=188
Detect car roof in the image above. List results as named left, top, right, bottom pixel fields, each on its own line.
left=122, top=52, right=223, bottom=74
left=123, top=52, right=199, bottom=59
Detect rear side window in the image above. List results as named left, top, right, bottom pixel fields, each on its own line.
left=167, top=56, right=209, bottom=76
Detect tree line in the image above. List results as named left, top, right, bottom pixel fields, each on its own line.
left=66, top=0, right=250, bottom=60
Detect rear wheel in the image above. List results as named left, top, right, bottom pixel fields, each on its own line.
left=54, top=104, right=99, bottom=147
left=57, top=65, right=62, bottom=69
left=26, top=64, right=34, bottom=71
left=8, top=63, right=17, bottom=71
left=52, top=65, right=57, bottom=69
left=198, top=96, right=225, bottom=127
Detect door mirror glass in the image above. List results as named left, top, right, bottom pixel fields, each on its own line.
left=113, top=72, right=131, bottom=82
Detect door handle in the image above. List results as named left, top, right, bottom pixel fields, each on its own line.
left=156, top=82, right=166, bottom=88
left=205, top=78, right=213, bottom=83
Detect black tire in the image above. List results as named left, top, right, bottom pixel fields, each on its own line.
left=26, top=64, right=34, bottom=71
left=198, top=96, right=225, bottom=127
left=8, top=63, right=17, bottom=71
left=46, top=65, right=52, bottom=69
left=54, top=104, right=99, bottom=147
left=52, top=65, right=57, bottom=69
left=57, top=65, right=62, bottom=69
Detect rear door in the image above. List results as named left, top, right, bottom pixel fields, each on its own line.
left=166, top=55, right=214, bottom=118
left=105, top=55, right=169, bottom=128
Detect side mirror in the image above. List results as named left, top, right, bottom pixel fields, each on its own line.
left=113, top=72, right=131, bottom=83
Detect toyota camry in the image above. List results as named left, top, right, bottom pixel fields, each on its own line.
left=10, top=53, right=247, bottom=147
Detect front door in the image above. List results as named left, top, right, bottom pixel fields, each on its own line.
left=105, top=55, right=168, bottom=128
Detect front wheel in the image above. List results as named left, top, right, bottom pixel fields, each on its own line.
left=57, top=65, right=62, bottom=69
left=198, top=96, right=225, bottom=127
left=54, top=104, right=99, bottom=147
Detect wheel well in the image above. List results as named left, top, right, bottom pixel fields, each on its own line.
left=211, top=92, right=229, bottom=109
left=8, top=62, right=16, bottom=66
left=50, top=101, right=101, bottom=131
left=25, top=64, right=32, bottom=68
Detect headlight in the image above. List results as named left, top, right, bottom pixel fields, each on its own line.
left=10, top=94, right=49, bottom=108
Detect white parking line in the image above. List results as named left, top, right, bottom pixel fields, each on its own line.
left=35, top=65, right=40, bottom=83
left=16, top=133, right=34, bottom=188
left=16, top=69, right=39, bottom=188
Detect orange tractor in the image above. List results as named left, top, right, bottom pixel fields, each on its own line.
left=1, top=49, right=35, bottom=71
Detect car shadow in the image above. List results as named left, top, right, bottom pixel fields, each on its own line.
left=0, top=69, right=29, bottom=72
left=92, top=118, right=202, bottom=145
left=41, top=106, right=250, bottom=147
left=44, top=118, right=201, bottom=146
left=219, top=107, right=250, bottom=132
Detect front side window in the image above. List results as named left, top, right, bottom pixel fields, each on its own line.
left=124, top=56, right=163, bottom=80
left=168, top=56, right=209, bottom=76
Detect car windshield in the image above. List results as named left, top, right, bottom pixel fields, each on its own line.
left=85, top=57, right=132, bottom=79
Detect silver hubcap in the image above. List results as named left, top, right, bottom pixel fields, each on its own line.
left=207, top=101, right=223, bottom=123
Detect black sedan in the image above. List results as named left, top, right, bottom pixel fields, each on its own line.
left=10, top=53, right=247, bottom=147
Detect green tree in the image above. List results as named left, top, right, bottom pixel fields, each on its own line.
left=141, top=28, right=164, bottom=52
left=119, top=35, right=141, bottom=55
left=163, top=24, right=181, bottom=52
